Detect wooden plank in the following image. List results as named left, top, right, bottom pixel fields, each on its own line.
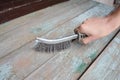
left=23, top=4, right=118, bottom=80
left=0, top=0, right=78, bottom=36
left=93, top=0, right=114, bottom=6
left=80, top=31, right=120, bottom=80
left=0, top=0, right=97, bottom=59
left=0, top=0, right=40, bottom=10
left=0, top=0, right=69, bottom=24
left=0, top=1, right=98, bottom=80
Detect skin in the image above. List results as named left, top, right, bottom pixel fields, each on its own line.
left=75, top=6, right=120, bottom=44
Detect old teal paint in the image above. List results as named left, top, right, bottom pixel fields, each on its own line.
left=71, top=57, right=88, bottom=73
left=0, top=64, right=13, bottom=80
left=30, top=27, right=42, bottom=34
left=89, top=51, right=98, bottom=61
left=30, top=21, right=54, bottom=35
left=75, top=62, right=88, bottom=73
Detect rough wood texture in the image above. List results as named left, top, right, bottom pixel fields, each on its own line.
left=0, top=0, right=96, bottom=59
left=80, top=31, right=120, bottom=80
left=93, top=0, right=114, bottom=6
left=0, top=0, right=77, bottom=36
left=0, top=0, right=98, bottom=80
left=24, top=4, right=117, bottom=80
left=0, top=0, right=119, bottom=80
left=0, top=0, right=69, bottom=24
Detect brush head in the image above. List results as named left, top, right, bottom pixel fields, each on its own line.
left=34, top=35, right=78, bottom=53
left=34, top=32, right=87, bottom=53
left=34, top=40, right=71, bottom=52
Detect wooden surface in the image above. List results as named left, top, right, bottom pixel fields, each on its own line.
left=0, top=0, right=69, bottom=24
left=0, top=0, right=119, bottom=80
left=80, top=32, right=120, bottom=80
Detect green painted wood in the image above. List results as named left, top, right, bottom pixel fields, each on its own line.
left=24, top=4, right=118, bottom=80
left=80, top=31, right=120, bottom=80
left=0, top=0, right=96, bottom=59
left=0, top=1, right=98, bottom=80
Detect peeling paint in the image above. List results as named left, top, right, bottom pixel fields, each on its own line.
left=0, top=64, right=13, bottom=80
left=30, top=27, right=42, bottom=34
left=75, top=62, right=87, bottom=73
left=89, top=51, right=98, bottom=61
left=71, top=57, right=88, bottom=73
left=84, top=47, right=98, bottom=61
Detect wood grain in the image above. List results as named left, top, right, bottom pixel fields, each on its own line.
left=0, top=0, right=69, bottom=24
left=0, top=0, right=98, bottom=80
left=0, top=0, right=80, bottom=36
left=93, top=0, right=114, bottom=6
left=24, top=4, right=117, bottom=80
left=80, top=31, right=120, bottom=80
left=0, top=0, right=96, bottom=59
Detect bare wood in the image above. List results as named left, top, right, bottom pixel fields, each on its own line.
left=0, top=0, right=97, bottom=59
left=24, top=4, right=117, bottom=80
left=0, top=1, right=98, bottom=80
left=80, top=32, right=120, bottom=80
left=0, top=0, right=81, bottom=36
left=0, top=0, right=69, bottom=24
left=93, top=0, right=114, bottom=6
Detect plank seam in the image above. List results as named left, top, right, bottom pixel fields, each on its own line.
left=78, top=29, right=120, bottom=80
left=23, top=4, right=99, bottom=80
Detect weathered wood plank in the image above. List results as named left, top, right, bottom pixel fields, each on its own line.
left=0, top=0, right=96, bottom=59
left=24, top=4, right=117, bottom=80
left=80, top=31, right=120, bottom=80
left=0, top=0, right=80, bottom=36
left=0, top=1, right=98, bottom=80
left=0, top=0, right=69, bottom=24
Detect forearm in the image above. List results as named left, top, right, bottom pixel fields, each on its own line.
left=106, top=6, right=120, bottom=30
left=75, top=3, right=120, bottom=44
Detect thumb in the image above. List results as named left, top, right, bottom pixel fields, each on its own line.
left=82, top=36, right=96, bottom=44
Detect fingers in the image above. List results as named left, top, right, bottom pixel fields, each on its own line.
left=75, top=18, right=89, bottom=33
left=79, top=24, right=89, bottom=35
left=82, top=36, right=97, bottom=44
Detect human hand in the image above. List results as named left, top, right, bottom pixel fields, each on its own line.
left=75, top=17, right=117, bottom=44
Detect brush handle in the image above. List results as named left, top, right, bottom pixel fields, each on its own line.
left=36, top=34, right=78, bottom=44
left=74, top=28, right=88, bottom=43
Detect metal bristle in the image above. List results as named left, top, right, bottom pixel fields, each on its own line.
left=34, top=41, right=71, bottom=52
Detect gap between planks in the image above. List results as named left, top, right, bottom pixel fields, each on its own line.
left=78, top=29, right=120, bottom=80
left=25, top=5, right=116, bottom=80
left=80, top=30, right=120, bottom=80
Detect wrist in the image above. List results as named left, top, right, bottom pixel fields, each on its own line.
left=105, top=15, right=119, bottom=31
left=106, top=7, right=120, bottom=30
